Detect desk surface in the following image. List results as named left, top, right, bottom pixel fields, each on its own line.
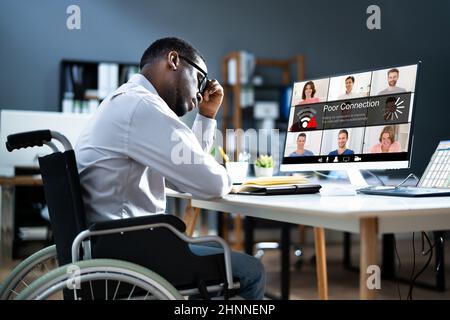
left=166, top=188, right=450, bottom=234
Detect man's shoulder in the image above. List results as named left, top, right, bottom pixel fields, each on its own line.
left=106, top=83, right=168, bottom=113
left=345, top=149, right=355, bottom=155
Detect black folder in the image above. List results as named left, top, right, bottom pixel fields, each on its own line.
left=233, top=184, right=322, bottom=195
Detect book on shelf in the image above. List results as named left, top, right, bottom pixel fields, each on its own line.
left=98, top=63, right=119, bottom=99
left=227, top=51, right=256, bottom=85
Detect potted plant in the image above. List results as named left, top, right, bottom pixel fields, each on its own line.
left=254, top=155, right=274, bottom=177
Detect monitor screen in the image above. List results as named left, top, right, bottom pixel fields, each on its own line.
left=280, top=63, right=420, bottom=172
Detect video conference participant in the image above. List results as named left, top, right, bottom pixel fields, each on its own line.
left=369, top=126, right=402, bottom=153
left=289, top=133, right=315, bottom=157
left=328, top=129, right=355, bottom=156
left=337, top=76, right=360, bottom=99
left=300, top=81, right=320, bottom=105
left=378, top=68, right=406, bottom=95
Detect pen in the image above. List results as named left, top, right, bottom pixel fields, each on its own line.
left=218, top=146, right=230, bottom=163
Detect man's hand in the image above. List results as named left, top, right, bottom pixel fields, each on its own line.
left=198, top=79, right=223, bottom=119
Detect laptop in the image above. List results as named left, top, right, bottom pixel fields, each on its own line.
left=358, top=140, right=450, bottom=197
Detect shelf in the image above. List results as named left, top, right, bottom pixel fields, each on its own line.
left=221, top=52, right=305, bottom=141
left=59, top=59, right=139, bottom=113
left=224, top=84, right=289, bottom=90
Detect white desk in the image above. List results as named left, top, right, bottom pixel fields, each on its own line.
left=166, top=189, right=450, bottom=300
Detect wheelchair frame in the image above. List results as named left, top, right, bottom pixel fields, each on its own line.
left=2, top=130, right=236, bottom=300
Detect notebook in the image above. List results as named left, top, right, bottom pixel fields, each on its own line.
left=231, top=175, right=322, bottom=195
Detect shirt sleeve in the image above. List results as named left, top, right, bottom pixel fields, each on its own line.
left=192, top=113, right=216, bottom=153
left=128, top=98, right=232, bottom=199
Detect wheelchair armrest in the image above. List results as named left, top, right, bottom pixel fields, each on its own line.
left=88, top=214, right=186, bottom=233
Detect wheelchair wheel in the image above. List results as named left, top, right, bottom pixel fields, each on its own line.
left=0, top=245, right=58, bottom=300
left=16, top=259, right=183, bottom=300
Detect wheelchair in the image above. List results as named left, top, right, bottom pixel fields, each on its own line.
left=1, top=130, right=238, bottom=300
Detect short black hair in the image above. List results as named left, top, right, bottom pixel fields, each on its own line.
left=139, top=37, right=205, bottom=70
left=345, top=76, right=355, bottom=83
left=385, top=96, right=397, bottom=104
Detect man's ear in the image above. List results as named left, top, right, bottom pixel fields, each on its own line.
left=167, top=51, right=179, bottom=71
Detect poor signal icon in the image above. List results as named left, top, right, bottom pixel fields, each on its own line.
left=384, top=96, right=405, bottom=121
left=296, top=108, right=317, bottom=129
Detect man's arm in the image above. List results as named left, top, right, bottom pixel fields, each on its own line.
left=129, top=98, right=231, bottom=199
left=164, top=112, right=217, bottom=191
left=192, top=113, right=216, bottom=153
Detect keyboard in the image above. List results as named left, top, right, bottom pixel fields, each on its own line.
left=357, top=185, right=450, bottom=197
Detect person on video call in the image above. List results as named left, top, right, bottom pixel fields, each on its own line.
left=378, top=68, right=406, bottom=95
left=289, top=133, right=314, bottom=157
left=75, top=37, right=265, bottom=300
left=337, top=76, right=360, bottom=99
left=369, top=126, right=402, bottom=153
left=299, top=81, right=320, bottom=105
left=328, top=129, right=354, bottom=156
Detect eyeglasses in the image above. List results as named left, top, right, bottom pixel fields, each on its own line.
left=179, top=55, right=208, bottom=95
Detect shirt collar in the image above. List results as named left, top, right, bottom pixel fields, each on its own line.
left=128, top=74, right=159, bottom=96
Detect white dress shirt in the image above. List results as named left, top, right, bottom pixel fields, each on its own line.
left=75, top=74, right=232, bottom=223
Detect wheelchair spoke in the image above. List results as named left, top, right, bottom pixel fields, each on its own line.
left=73, top=288, right=78, bottom=301
left=10, top=289, right=20, bottom=296
left=113, top=281, right=121, bottom=300
left=89, top=281, right=94, bottom=300
left=20, top=279, right=30, bottom=288
left=127, top=285, right=136, bottom=300
left=31, top=266, right=41, bottom=278
left=15, top=260, right=183, bottom=300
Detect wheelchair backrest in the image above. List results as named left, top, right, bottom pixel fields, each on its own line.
left=38, top=150, right=87, bottom=266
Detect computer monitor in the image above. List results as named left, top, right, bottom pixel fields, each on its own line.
left=280, top=62, right=421, bottom=185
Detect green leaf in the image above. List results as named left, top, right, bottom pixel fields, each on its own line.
left=255, top=155, right=273, bottom=168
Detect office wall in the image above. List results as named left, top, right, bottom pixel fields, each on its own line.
left=1, top=0, right=449, bottom=175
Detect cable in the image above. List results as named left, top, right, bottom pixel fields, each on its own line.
left=313, top=171, right=341, bottom=179
left=314, top=170, right=419, bottom=189
left=407, top=232, right=416, bottom=300
left=407, top=232, right=434, bottom=299
left=395, top=173, right=420, bottom=188
left=392, top=234, right=402, bottom=300
left=363, top=170, right=386, bottom=186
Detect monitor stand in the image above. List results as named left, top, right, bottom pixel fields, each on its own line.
left=346, top=169, right=369, bottom=187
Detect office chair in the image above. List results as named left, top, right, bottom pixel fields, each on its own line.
left=2, top=130, right=238, bottom=300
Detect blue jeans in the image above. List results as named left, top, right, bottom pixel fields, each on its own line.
left=189, top=244, right=266, bottom=300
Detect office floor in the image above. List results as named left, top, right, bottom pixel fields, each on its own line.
left=262, top=238, right=450, bottom=300
left=1, top=237, right=450, bottom=300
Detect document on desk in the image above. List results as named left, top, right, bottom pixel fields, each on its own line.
left=230, top=175, right=321, bottom=195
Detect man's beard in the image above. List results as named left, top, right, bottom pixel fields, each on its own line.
left=172, top=88, right=189, bottom=117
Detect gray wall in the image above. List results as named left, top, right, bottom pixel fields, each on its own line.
left=1, top=0, right=450, bottom=176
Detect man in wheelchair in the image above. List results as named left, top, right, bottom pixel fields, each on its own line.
left=73, top=37, right=266, bottom=300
